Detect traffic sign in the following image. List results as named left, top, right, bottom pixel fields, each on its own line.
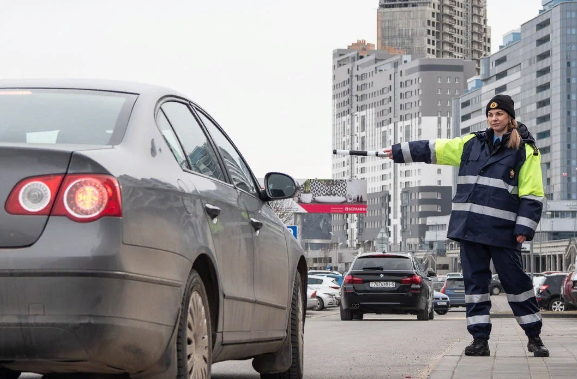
left=286, top=225, right=298, bottom=239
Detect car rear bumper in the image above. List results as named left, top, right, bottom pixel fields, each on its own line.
left=0, top=218, right=189, bottom=374
left=341, top=291, right=426, bottom=313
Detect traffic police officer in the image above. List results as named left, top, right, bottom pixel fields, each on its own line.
left=384, top=94, right=549, bottom=357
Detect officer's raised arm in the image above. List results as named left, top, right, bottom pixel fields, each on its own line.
left=385, top=134, right=476, bottom=166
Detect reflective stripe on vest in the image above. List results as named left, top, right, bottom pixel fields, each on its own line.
left=457, top=175, right=519, bottom=195
left=452, top=203, right=517, bottom=222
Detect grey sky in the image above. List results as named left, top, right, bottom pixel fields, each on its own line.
left=1, top=0, right=543, bottom=179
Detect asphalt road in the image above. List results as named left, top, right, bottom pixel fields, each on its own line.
left=19, top=296, right=517, bottom=379
left=212, top=307, right=470, bottom=379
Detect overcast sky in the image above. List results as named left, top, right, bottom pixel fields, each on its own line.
left=0, top=0, right=543, bottom=179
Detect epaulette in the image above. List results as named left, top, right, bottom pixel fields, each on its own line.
left=525, top=140, right=539, bottom=156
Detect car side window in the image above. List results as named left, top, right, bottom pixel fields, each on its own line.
left=161, top=102, right=225, bottom=182
left=195, top=109, right=259, bottom=196
left=156, top=110, right=188, bottom=169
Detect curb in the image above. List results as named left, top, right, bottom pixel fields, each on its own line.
left=490, top=311, right=577, bottom=318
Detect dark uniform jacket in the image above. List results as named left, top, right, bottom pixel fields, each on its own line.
left=391, top=123, right=545, bottom=249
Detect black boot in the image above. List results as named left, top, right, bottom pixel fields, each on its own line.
left=464, top=338, right=490, bottom=356
left=527, top=335, right=550, bottom=357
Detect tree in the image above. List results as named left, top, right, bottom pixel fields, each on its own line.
left=268, top=199, right=296, bottom=225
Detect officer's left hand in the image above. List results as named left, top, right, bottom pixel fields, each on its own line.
left=516, top=235, right=527, bottom=243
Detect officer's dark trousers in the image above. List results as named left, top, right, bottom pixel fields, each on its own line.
left=460, top=240, right=542, bottom=340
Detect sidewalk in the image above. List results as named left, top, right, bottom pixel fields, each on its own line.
left=428, top=318, right=577, bottom=379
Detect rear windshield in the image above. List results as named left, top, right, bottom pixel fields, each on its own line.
left=0, top=89, right=137, bottom=145
left=352, top=256, right=412, bottom=271
left=445, top=278, right=465, bottom=289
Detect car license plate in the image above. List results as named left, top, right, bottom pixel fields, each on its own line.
left=437, top=301, right=447, bottom=305
left=370, top=281, right=395, bottom=288
left=454, top=290, right=465, bottom=293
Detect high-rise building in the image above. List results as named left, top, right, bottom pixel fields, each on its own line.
left=377, top=0, right=491, bottom=73
left=332, top=47, right=475, bottom=252
left=541, top=0, right=576, bottom=12
left=455, top=1, right=577, bottom=203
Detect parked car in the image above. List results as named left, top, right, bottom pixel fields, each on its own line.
left=0, top=80, right=308, bottom=379
left=308, top=270, right=342, bottom=276
left=431, top=277, right=446, bottom=292
left=315, top=273, right=344, bottom=286
left=534, top=273, right=568, bottom=311
left=308, top=275, right=341, bottom=309
left=312, top=291, right=337, bottom=311
left=340, top=252, right=435, bottom=321
left=441, top=277, right=466, bottom=307
left=307, top=286, right=319, bottom=310
left=434, top=291, right=451, bottom=315
left=489, top=275, right=504, bottom=295
left=561, top=271, right=577, bottom=309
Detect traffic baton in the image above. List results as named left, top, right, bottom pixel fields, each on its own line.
left=333, top=149, right=388, bottom=158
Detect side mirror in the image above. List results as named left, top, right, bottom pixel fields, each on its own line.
left=426, top=268, right=437, bottom=277
left=264, top=172, right=297, bottom=201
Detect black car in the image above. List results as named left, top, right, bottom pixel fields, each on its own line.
left=340, top=252, right=435, bottom=321
left=535, top=273, right=567, bottom=311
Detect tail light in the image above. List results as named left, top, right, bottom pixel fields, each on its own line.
left=5, top=175, right=65, bottom=215
left=401, top=275, right=422, bottom=285
left=344, top=275, right=363, bottom=284
left=440, top=286, right=446, bottom=294
left=311, top=291, right=317, bottom=298
left=538, top=285, right=549, bottom=294
left=6, top=174, right=122, bottom=223
left=329, top=285, right=340, bottom=290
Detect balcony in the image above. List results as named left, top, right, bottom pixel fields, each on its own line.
left=472, top=16, right=483, bottom=26
left=444, top=18, right=456, bottom=25
left=472, top=0, right=484, bottom=8
left=443, top=25, right=456, bottom=34
left=443, top=34, right=455, bottom=43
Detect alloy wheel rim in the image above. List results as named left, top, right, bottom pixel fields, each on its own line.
left=187, top=291, right=209, bottom=379
left=552, top=300, right=564, bottom=312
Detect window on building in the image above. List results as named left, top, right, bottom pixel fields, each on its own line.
left=537, top=130, right=551, bottom=139
left=536, top=114, right=551, bottom=124
left=537, top=50, right=551, bottom=62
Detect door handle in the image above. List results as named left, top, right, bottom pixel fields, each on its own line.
left=250, top=218, right=264, bottom=233
left=205, top=204, right=221, bottom=223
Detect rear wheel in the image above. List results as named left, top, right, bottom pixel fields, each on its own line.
left=313, top=297, right=324, bottom=311
left=417, top=301, right=430, bottom=321
left=0, top=369, right=20, bottom=379
left=352, top=312, right=364, bottom=321
left=261, top=272, right=304, bottom=379
left=435, top=310, right=448, bottom=316
left=549, top=298, right=565, bottom=312
left=177, top=269, right=212, bottom=379
left=340, top=304, right=353, bottom=321
left=428, top=303, right=435, bottom=320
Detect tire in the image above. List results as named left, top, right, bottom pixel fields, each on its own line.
left=549, top=298, right=565, bottom=312
left=435, top=310, right=448, bottom=316
left=352, top=312, right=364, bottom=321
left=417, top=301, right=430, bottom=321
left=491, top=286, right=501, bottom=296
left=0, top=369, right=20, bottom=379
left=429, top=303, right=435, bottom=320
left=261, top=272, right=304, bottom=379
left=177, top=269, right=212, bottom=379
left=340, top=304, right=353, bottom=321
left=313, top=297, right=324, bottom=311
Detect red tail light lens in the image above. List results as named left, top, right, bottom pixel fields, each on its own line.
left=5, top=175, right=65, bottom=215
left=311, top=291, right=317, bottom=298
left=440, top=286, right=446, bottom=294
left=538, top=285, right=549, bottom=293
left=344, top=275, right=363, bottom=284
left=401, top=275, right=422, bottom=285
left=52, top=174, right=122, bottom=222
left=329, top=285, right=340, bottom=290
left=6, top=173, right=121, bottom=223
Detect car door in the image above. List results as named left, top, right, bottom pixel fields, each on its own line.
left=160, top=101, right=255, bottom=344
left=194, top=108, right=290, bottom=341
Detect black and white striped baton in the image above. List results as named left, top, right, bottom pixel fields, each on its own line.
left=333, top=149, right=388, bottom=158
